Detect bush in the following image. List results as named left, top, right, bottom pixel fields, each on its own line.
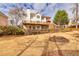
left=0, top=29, right=3, bottom=35
left=14, top=27, right=25, bottom=35
left=4, top=26, right=14, bottom=35
left=0, top=26, right=25, bottom=35
left=61, top=28, right=79, bottom=32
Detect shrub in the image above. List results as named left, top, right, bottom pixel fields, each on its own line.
left=0, top=29, right=3, bottom=35
left=0, top=26, right=25, bottom=35
left=14, top=27, right=25, bottom=35
left=4, top=26, right=14, bottom=35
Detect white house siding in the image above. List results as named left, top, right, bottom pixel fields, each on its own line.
left=26, top=9, right=30, bottom=20
left=8, top=9, right=47, bottom=26
left=31, top=13, right=42, bottom=22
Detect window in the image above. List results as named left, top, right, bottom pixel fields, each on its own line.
left=42, top=25, right=48, bottom=30
left=37, top=26, right=40, bottom=29
left=32, top=26, right=35, bottom=30
left=30, top=13, right=35, bottom=19
left=29, top=26, right=31, bottom=29
left=37, top=15, right=40, bottom=18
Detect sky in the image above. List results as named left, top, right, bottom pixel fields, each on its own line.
left=0, top=3, right=74, bottom=20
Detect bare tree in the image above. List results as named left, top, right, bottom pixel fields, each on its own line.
left=8, top=6, right=26, bottom=27
left=75, top=3, right=78, bottom=28
left=72, top=3, right=79, bottom=28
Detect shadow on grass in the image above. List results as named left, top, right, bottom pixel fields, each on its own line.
left=49, top=36, right=69, bottom=44
left=46, top=50, right=79, bottom=56
left=44, top=36, right=70, bottom=56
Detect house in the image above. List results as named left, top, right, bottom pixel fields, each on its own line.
left=0, top=12, right=8, bottom=26
left=23, top=15, right=52, bottom=34
left=8, top=8, right=53, bottom=34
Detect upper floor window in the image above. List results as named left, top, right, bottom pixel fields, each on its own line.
left=37, top=15, right=40, bottom=18
left=30, top=13, right=35, bottom=19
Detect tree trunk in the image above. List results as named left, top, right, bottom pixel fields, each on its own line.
left=76, top=23, right=78, bottom=28
left=75, top=3, right=78, bottom=28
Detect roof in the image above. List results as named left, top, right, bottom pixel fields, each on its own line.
left=0, top=11, right=8, bottom=18
left=42, top=16, right=51, bottom=19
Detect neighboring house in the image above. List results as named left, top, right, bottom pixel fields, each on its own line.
left=0, top=12, right=8, bottom=26
left=68, top=18, right=79, bottom=28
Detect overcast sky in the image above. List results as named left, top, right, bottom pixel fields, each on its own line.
left=0, top=3, right=74, bottom=20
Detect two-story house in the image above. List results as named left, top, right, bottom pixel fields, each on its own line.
left=8, top=8, right=53, bottom=34
left=22, top=9, right=52, bottom=34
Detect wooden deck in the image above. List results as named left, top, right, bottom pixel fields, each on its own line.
left=23, top=21, right=50, bottom=25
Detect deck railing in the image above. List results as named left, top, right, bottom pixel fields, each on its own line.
left=22, top=20, right=49, bottom=25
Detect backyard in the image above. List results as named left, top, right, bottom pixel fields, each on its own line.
left=0, top=31, right=79, bottom=56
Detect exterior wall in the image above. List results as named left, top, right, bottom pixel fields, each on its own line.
left=0, top=16, right=8, bottom=26
left=23, top=24, right=49, bottom=34
left=24, top=25, right=49, bottom=30
left=31, top=14, right=41, bottom=22
left=46, top=18, right=51, bottom=23
left=42, top=18, right=46, bottom=22
left=26, top=9, right=30, bottom=20
left=23, top=9, right=44, bottom=22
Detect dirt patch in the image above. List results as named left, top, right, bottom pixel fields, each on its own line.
left=49, top=36, right=69, bottom=45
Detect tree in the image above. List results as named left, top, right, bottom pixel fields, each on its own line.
left=53, top=10, right=69, bottom=27
left=8, top=7, right=26, bottom=27
left=72, top=3, right=79, bottom=28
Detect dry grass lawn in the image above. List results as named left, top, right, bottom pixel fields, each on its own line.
left=0, top=32, right=79, bottom=56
